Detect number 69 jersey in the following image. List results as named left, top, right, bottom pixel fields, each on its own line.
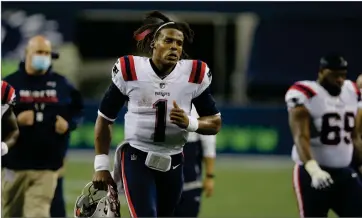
left=285, top=80, right=362, bottom=167
left=100, top=55, right=218, bottom=155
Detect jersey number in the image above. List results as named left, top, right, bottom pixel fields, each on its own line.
left=320, top=112, right=355, bottom=145
left=153, top=99, right=167, bottom=142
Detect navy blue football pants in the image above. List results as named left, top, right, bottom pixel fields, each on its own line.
left=350, top=148, right=362, bottom=180
left=293, top=164, right=362, bottom=217
left=174, top=188, right=202, bottom=217
left=174, top=141, right=203, bottom=217
left=121, top=144, right=184, bottom=217
left=50, top=177, right=66, bottom=217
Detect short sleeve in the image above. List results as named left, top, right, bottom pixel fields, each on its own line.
left=285, top=83, right=315, bottom=110
left=111, top=58, right=127, bottom=95
left=193, top=62, right=212, bottom=98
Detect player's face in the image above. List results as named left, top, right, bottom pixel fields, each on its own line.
left=153, top=28, right=184, bottom=65
left=319, top=69, right=347, bottom=95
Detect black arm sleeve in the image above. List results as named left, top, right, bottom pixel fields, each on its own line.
left=98, top=83, right=128, bottom=120
left=192, top=87, right=220, bottom=117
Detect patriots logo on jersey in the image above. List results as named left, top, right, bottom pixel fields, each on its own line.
left=287, top=97, right=302, bottom=108
left=159, top=83, right=166, bottom=89
left=207, top=70, right=212, bottom=78
left=112, top=65, right=119, bottom=75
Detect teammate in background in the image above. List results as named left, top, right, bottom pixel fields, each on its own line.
left=174, top=104, right=216, bottom=217
left=351, top=73, right=362, bottom=178
left=285, top=54, right=362, bottom=217
left=92, top=11, right=221, bottom=218
left=1, top=81, right=19, bottom=156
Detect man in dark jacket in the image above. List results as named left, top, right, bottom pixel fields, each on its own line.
left=2, top=35, right=84, bottom=218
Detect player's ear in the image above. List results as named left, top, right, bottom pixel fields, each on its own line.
left=150, top=40, right=155, bottom=49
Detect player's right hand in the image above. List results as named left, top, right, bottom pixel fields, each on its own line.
left=92, top=170, right=117, bottom=191
left=17, top=110, right=34, bottom=126
left=305, top=160, right=333, bottom=189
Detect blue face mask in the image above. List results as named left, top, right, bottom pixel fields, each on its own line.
left=31, top=55, right=51, bottom=71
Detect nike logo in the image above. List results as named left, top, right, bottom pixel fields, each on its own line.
left=172, top=164, right=180, bottom=170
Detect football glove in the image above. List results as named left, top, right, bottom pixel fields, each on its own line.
left=305, top=160, right=333, bottom=189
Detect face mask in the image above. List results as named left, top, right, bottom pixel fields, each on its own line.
left=31, top=55, right=51, bottom=71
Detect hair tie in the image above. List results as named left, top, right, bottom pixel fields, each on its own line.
left=134, top=29, right=152, bottom=41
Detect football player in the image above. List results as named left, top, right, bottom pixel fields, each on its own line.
left=351, top=73, right=362, bottom=178
left=92, top=11, right=222, bottom=218
left=1, top=80, right=19, bottom=156
left=286, top=54, right=362, bottom=217
left=174, top=104, right=216, bottom=217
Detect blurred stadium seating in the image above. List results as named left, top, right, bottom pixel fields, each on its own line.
left=2, top=2, right=361, bottom=217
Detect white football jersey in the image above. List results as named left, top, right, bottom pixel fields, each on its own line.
left=109, top=55, right=213, bottom=155
left=285, top=80, right=362, bottom=167
left=1, top=81, right=16, bottom=118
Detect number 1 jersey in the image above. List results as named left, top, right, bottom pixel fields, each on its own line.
left=285, top=80, right=362, bottom=167
left=107, top=56, right=213, bottom=155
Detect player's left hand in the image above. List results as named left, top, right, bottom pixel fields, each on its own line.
left=170, top=101, right=189, bottom=129
left=203, top=177, right=214, bottom=198
left=55, top=115, right=69, bottom=134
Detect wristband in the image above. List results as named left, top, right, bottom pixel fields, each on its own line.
left=186, top=116, right=199, bottom=132
left=1, top=142, right=8, bottom=156
left=94, top=154, right=110, bottom=171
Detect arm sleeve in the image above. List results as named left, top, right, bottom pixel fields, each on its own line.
left=200, top=134, right=216, bottom=158
left=98, top=83, right=128, bottom=122
left=190, top=105, right=216, bottom=158
left=192, top=87, right=220, bottom=117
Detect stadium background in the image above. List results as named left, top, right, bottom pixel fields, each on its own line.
left=2, top=2, right=362, bottom=217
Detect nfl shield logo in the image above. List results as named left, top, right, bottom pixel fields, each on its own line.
left=160, top=83, right=166, bottom=89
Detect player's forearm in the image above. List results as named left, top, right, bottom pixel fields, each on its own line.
left=3, top=111, right=19, bottom=148
left=295, top=135, right=313, bottom=163
left=196, top=115, right=221, bottom=135
left=353, top=109, right=362, bottom=159
left=203, top=157, right=215, bottom=176
left=3, top=129, right=19, bottom=148
left=289, top=107, right=313, bottom=163
left=94, top=116, right=113, bottom=155
left=352, top=130, right=362, bottom=160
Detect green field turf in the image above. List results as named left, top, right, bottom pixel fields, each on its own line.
left=63, top=152, right=336, bottom=217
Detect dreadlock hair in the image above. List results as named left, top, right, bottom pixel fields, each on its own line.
left=133, top=11, right=194, bottom=59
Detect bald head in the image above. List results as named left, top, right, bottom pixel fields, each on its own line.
left=25, top=35, right=52, bottom=74
left=357, top=74, right=362, bottom=90
left=26, top=35, right=51, bottom=54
